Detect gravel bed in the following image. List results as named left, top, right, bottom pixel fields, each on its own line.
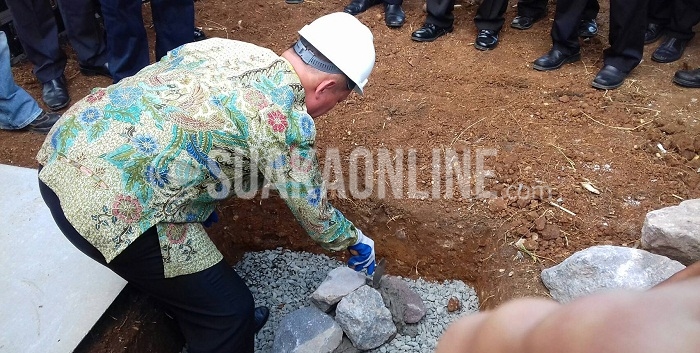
left=234, top=248, right=480, bottom=353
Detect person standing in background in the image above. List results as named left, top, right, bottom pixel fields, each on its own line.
left=5, top=0, right=110, bottom=111
left=1, top=31, right=61, bottom=133
left=98, top=0, right=195, bottom=82
left=532, top=0, right=648, bottom=90
left=648, top=0, right=700, bottom=64
left=343, top=0, right=405, bottom=28
left=510, top=0, right=598, bottom=39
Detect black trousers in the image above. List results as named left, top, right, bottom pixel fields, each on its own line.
left=5, top=0, right=108, bottom=83
left=516, top=0, right=598, bottom=20
left=425, top=0, right=510, bottom=30
left=666, top=0, right=700, bottom=40
left=425, top=0, right=455, bottom=28
left=551, top=0, right=646, bottom=74
left=647, top=0, right=673, bottom=27
left=98, top=0, right=195, bottom=82
left=474, top=0, right=510, bottom=31
left=39, top=179, right=255, bottom=353
left=425, top=0, right=599, bottom=33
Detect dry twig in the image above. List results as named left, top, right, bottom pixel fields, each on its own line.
left=513, top=241, right=555, bottom=263
left=582, top=112, right=655, bottom=131
left=451, top=117, right=487, bottom=145
left=549, top=201, right=576, bottom=216
left=548, top=143, right=576, bottom=170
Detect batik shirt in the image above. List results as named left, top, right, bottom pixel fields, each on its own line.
left=36, top=38, right=359, bottom=278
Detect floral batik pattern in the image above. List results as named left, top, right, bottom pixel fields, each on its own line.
left=36, top=38, right=359, bottom=278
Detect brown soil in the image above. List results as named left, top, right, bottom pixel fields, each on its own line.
left=3, top=0, right=699, bottom=352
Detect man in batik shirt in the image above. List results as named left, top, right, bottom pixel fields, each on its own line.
left=36, top=12, right=377, bottom=353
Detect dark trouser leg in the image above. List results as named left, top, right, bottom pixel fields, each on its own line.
left=582, top=0, right=600, bottom=21
left=425, top=0, right=455, bottom=28
left=150, top=0, right=195, bottom=61
left=603, top=0, right=648, bottom=73
left=38, top=179, right=256, bottom=353
left=55, top=0, right=109, bottom=67
left=647, top=0, right=672, bottom=26
left=474, top=0, right=509, bottom=31
left=665, top=0, right=700, bottom=40
left=5, top=0, right=65, bottom=83
left=516, top=0, right=548, bottom=19
left=385, top=0, right=402, bottom=5
left=98, top=0, right=149, bottom=82
left=550, top=0, right=593, bottom=54
left=145, top=261, right=256, bottom=353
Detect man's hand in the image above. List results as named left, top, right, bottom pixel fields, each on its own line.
left=347, top=229, right=376, bottom=275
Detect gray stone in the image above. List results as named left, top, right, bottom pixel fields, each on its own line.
left=541, top=245, right=685, bottom=303
left=379, top=275, right=427, bottom=325
left=272, top=306, right=343, bottom=353
left=641, top=199, right=700, bottom=265
left=311, top=267, right=367, bottom=312
left=336, top=285, right=397, bottom=350
left=332, top=336, right=361, bottom=353
left=401, top=323, right=421, bottom=338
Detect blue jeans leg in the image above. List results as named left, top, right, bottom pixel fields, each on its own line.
left=0, top=31, right=42, bottom=130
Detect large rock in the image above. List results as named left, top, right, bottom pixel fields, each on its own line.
left=641, top=199, right=700, bottom=265
left=272, top=306, right=343, bottom=353
left=311, top=267, right=367, bottom=312
left=333, top=336, right=361, bottom=353
left=378, top=275, right=427, bottom=325
left=336, top=285, right=397, bottom=350
left=541, top=245, right=684, bottom=303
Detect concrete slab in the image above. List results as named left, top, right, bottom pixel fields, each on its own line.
left=0, top=164, right=126, bottom=353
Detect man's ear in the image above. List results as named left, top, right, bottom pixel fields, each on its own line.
left=314, top=78, right=340, bottom=97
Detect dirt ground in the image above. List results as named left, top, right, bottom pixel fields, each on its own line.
left=2, top=0, right=700, bottom=351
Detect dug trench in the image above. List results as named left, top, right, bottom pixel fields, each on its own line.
left=73, top=187, right=524, bottom=353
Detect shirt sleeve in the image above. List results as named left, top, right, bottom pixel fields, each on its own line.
left=248, top=112, right=359, bottom=252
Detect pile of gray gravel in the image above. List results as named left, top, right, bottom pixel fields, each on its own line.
left=234, top=248, right=480, bottom=352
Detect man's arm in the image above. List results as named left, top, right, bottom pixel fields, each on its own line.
left=437, top=270, right=700, bottom=353
left=654, top=261, right=700, bottom=287
left=250, top=130, right=359, bottom=251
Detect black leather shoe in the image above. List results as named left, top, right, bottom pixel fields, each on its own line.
left=644, top=22, right=665, bottom=44
left=592, top=65, right=628, bottom=90
left=578, top=19, right=598, bottom=38
left=533, top=49, right=581, bottom=71
left=673, top=68, right=700, bottom=88
left=24, top=111, right=61, bottom=133
left=253, top=306, right=270, bottom=334
left=79, top=62, right=112, bottom=79
left=411, top=23, right=453, bottom=42
left=384, top=4, right=405, bottom=28
left=343, top=0, right=380, bottom=15
left=651, top=37, right=688, bottom=63
left=194, top=27, right=207, bottom=41
left=42, top=76, right=70, bottom=111
left=474, top=29, right=499, bottom=51
left=510, top=16, right=539, bottom=30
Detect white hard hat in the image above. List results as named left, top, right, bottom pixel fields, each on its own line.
left=297, top=12, right=375, bottom=95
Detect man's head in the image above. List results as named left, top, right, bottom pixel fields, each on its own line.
left=283, top=12, right=375, bottom=117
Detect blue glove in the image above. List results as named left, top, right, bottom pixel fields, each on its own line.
left=202, top=211, right=219, bottom=228
left=347, top=229, right=376, bottom=275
